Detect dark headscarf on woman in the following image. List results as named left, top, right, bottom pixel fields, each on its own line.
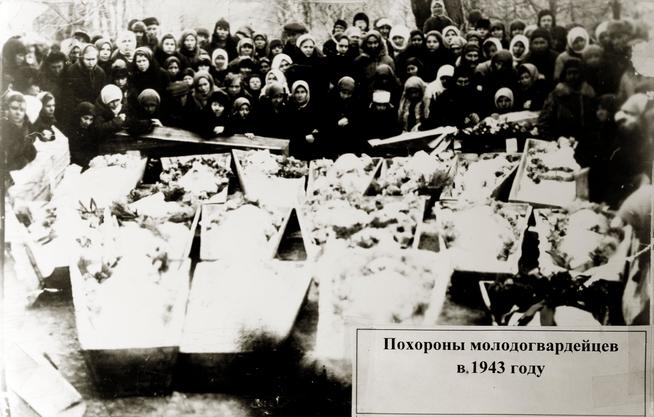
left=209, top=18, right=238, bottom=58
left=422, top=30, right=449, bottom=82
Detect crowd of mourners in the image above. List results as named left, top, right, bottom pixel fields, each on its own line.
left=2, top=1, right=653, bottom=207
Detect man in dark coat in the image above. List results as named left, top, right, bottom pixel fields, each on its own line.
left=62, top=44, right=107, bottom=129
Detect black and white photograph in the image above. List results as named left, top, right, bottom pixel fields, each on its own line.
left=0, top=0, right=652, bottom=415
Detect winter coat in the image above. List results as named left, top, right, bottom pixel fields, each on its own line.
left=538, top=81, right=597, bottom=141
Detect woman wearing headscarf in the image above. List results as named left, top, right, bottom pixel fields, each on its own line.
left=490, top=21, right=509, bottom=49
left=325, top=33, right=357, bottom=87
left=288, top=80, right=321, bottom=160
left=261, top=69, right=290, bottom=97
left=222, top=72, right=252, bottom=106
left=395, top=30, right=427, bottom=81
left=481, top=37, right=503, bottom=61
left=32, top=92, right=58, bottom=136
left=369, top=63, right=402, bottom=107
left=126, top=88, right=163, bottom=135
left=67, top=101, right=99, bottom=166
left=446, top=36, right=466, bottom=63
left=228, top=97, right=256, bottom=137
left=210, top=48, right=229, bottom=85
left=353, top=31, right=396, bottom=97
left=458, top=43, right=482, bottom=72
left=95, top=84, right=126, bottom=139
left=509, top=34, right=530, bottom=65
left=510, top=20, right=527, bottom=38
left=154, top=33, right=185, bottom=69
left=60, top=38, right=82, bottom=65
left=179, top=29, right=203, bottom=69
left=422, top=0, right=455, bottom=34
left=581, top=44, right=614, bottom=96
left=524, top=28, right=558, bottom=82
left=37, top=52, right=67, bottom=113
left=428, top=66, right=482, bottom=127
left=343, top=26, right=363, bottom=57
left=398, top=76, right=430, bottom=132
left=422, top=30, right=449, bottom=82
left=209, top=18, right=238, bottom=58
left=1, top=92, right=37, bottom=171
left=256, top=81, right=292, bottom=139
left=163, top=56, right=183, bottom=82
left=197, top=89, right=232, bottom=138
left=128, top=46, right=170, bottom=106
left=361, top=90, right=401, bottom=140
left=271, top=53, right=293, bottom=73
left=426, top=64, right=454, bottom=103
left=111, top=31, right=137, bottom=64
left=253, top=32, right=269, bottom=60
left=94, top=38, right=114, bottom=75
left=187, top=71, right=217, bottom=115
left=553, top=26, right=590, bottom=81
left=493, top=87, right=514, bottom=114
left=2, top=37, right=29, bottom=91
left=321, top=76, right=364, bottom=156
left=538, top=57, right=597, bottom=141
left=441, top=26, right=461, bottom=48
left=389, top=25, right=410, bottom=58
left=513, top=63, right=549, bottom=110
left=286, top=33, right=328, bottom=104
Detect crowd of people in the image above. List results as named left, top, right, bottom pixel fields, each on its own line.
left=1, top=2, right=653, bottom=207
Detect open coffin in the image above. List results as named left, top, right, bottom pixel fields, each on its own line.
left=178, top=260, right=312, bottom=390
left=441, top=152, right=521, bottom=201
left=232, top=149, right=307, bottom=207
left=422, top=200, right=532, bottom=275
left=68, top=208, right=198, bottom=395
left=509, top=138, right=587, bottom=207
left=312, top=242, right=453, bottom=382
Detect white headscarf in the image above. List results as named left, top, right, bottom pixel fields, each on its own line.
left=271, top=53, right=293, bottom=71
left=567, top=26, right=589, bottom=54
left=509, top=35, right=530, bottom=63
left=211, top=48, right=229, bottom=70
left=426, top=64, right=454, bottom=99
left=389, top=25, right=410, bottom=52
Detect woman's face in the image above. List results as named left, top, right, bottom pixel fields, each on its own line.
left=564, top=67, right=581, bottom=86
left=354, top=20, right=368, bottom=32
left=349, top=34, right=361, bottom=45
left=80, top=114, right=94, bottom=128
left=135, top=54, right=149, bottom=72
left=464, top=50, right=479, bottom=63
left=484, top=43, right=498, bottom=57
left=238, top=104, right=250, bottom=117
left=249, top=77, right=262, bottom=91
left=365, top=36, right=380, bottom=51
left=266, top=72, right=278, bottom=84
left=279, top=59, right=290, bottom=73
left=293, top=86, right=308, bottom=105
left=82, top=48, right=98, bottom=69
left=300, top=40, right=315, bottom=57
left=69, top=46, right=81, bottom=63
left=572, top=37, right=587, bottom=52
left=410, top=35, right=423, bottom=47
left=271, top=45, right=283, bottom=56
left=215, top=28, right=229, bottom=41
left=228, top=80, right=241, bottom=96
left=183, top=35, right=196, bottom=50
left=444, top=30, right=457, bottom=43
left=492, top=28, right=504, bottom=39
left=99, top=44, right=112, bottom=61
left=115, top=76, right=127, bottom=88
left=259, top=61, right=270, bottom=74
left=197, top=77, right=211, bottom=95
left=167, top=61, right=179, bottom=77
left=184, top=75, right=194, bottom=86
left=540, top=15, right=553, bottom=29
left=406, top=64, right=419, bottom=77
left=596, top=108, right=610, bottom=122
left=455, top=76, right=470, bottom=87
left=530, top=37, right=548, bottom=53
left=7, top=100, right=26, bottom=124
left=162, top=38, right=176, bottom=54
left=214, top=54, right=227, bottom=68
left=337, top=38, right=349, bottom=55
left=107, top=99, right=121, bottom=112
left=518, top=71, right=533, bottom=88
left=497, top=96, right=512, bottom=110
left=254, top=37, right=266, bottom=49
left=134, top=30, right=145, bottom=40
left=211, top=101, right=225, bottom=116
left=391, top=36, right=405, bottom=49
left=143, top=103, right=157, bottom=115
left=43, top=98, right=56, bottom=116
left=512, top=41, right=525, bottom=57
left=426, top=35, right=440, bottom=51
left=378, top=26, right=391, bottom=38
left=339, top=87, right=353, bottom=101
left=15, top=52, right=25, bottom=66
left=240, top=43, right=253, bottom=56
left=271, top=92, right=285, bottom=107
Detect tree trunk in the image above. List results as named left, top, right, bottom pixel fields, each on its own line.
left=410, top=0, right=431, bottom=31
left=548, top=0, right=557, bottom=14
left=611, top=0, right=622, bottom=19
left=443, top=0, right=465, bottom=26
left=411, top=0, right=465, bottom=29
